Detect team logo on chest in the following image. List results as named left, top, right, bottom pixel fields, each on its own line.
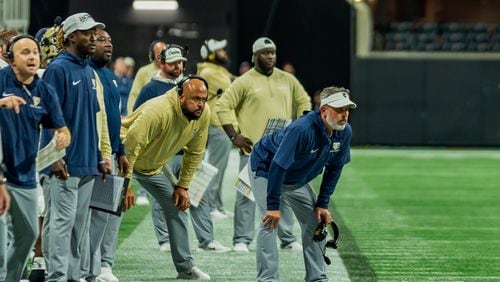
left=32, top=96, right=41, bottom=107
left=91, top=78, right=97, bottom=90
left=331, top=142, right=341, bottom=152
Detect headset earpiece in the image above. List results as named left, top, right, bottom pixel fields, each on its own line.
left=148, top=39, right=162, bottom=62
left=3, top=34, right=41, bottom=61
left=202, top=40, right=216, bottom=61
left=176, top=74, right=209, bottom=96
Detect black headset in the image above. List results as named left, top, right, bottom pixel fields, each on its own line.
left=3, top=34, right=41, bottom=60
left=148, top=39, right=163, bottom=62
left=313, top=220, right=340, bottom=265
left=202, top=40, right=216, bottom=61
left=157, top=43, right=188, bottom=62
left=176, top=74, right=209, bottom=96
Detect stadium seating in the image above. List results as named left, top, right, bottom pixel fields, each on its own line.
left=376, top=21, right=500, bottom=52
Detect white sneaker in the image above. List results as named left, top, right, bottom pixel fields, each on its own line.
left=281, top=241, right=303, bottom=252
left=136, top=196, right=150, bottom=206
left=159, top=242, right=171, bottom=252
left=96, top=267, right=118, bottom=282
left=210, top=210, right=229, bottom=220
left=201, top=241, right=231, bottom=252
left=31, top=256, right=45, bottom=270
left=176, top=266, right=210, bottom=280
left=233, top=242, right=249, bottom=252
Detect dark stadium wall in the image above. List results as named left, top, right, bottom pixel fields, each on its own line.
left=235, top=0, right=351, bottom=96
left=351, top=58, right=500, bottom=147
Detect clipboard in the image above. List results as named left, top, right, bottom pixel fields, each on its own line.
left=89, top=176, right=129, bottom=216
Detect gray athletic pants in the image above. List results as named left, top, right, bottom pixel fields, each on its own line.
left=83, top=159, right=122, bottom=279
left=134, top=170, right=195, bottom=272
left=46, top=176, right=94, bottom=282
left=0, top=185, right=38, bottom=282
left=151, top=155, right=215, bottom=248
left=233, top=155, right=297, bottom=247
left=205, top=125, right=232, bottom=212
left=249, top=164, right=328, bottom=282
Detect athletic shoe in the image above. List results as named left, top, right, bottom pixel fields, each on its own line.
left=159, top=242, right=171, bottom=252
left=200, top=241, right=231, bottom=252
left=281, top=241, right=303, bottom=252
left=233, top=242, right=249, bottom=252
left=96, top=267, right=118, bottom=282
left=210, top=210, right=229, bottom=220
left=136, top=196, right=150, bottom=206
left=176, top=266, right=210, bottom=280
left=29, top=257, right=45, bottom=282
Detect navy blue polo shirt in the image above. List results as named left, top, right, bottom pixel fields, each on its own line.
left=0, top=67, right=66, bottom=188
left=250, top=110, right=351, bottom=210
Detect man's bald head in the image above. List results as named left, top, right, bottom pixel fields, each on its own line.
left=179, top=77, right=208, bottom=121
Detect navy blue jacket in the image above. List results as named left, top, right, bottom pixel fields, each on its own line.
left=41, top=51, right=101, bottom=176
left=133, top=78, right=176, bottom=111
left=90, top=60, right=125, bottom=156
left=0, top=67, right=66, bottom=188
left=250, top=110, right=351, bottom=210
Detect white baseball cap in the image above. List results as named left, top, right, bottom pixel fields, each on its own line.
left=252, top=37, right=276, bottom=53
left=320, top=92, right=357, bottom=109
left=200, top=39, right=227, bottom=59
left=62, top=13, right=105, bottom=39
left=162, top=46, right=187, bottom=63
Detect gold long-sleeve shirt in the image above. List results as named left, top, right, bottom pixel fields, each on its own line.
left=197, top=61, right=236, bottom=128
left=121, top=88, right=210, bottom=188
left=215, top=67, right=311, bottom=145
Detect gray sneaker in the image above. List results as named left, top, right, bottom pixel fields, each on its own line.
left=176, top=266, right=210, bottom=280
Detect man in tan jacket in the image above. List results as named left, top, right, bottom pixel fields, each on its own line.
left=121, top=76, right=211, bottom=280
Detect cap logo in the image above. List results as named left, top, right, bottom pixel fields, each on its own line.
left=79, top=14, right=92, bottom=23
left=167, top=49, right=181, bottom=56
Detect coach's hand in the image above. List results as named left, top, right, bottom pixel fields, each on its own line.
left=52, top=159, right=69, bottom=181
left=232, top=134, right=253, bottom=154
left=263, top=210, right=281, bottom=230
left=117, top=155, right=129, bottom=175
left=123, top=187, right=135, bottom=211
left=0, top=185, right=11, bottom=216
left=98, top=162, right=109, bottom=181
left=315, top=207, right=332, bottom=224
left=173, top=186, right=190, bottom=211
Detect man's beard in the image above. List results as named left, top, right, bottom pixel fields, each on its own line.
left=215, top=54, right=228, bottom=66
left=326, top=113, right=346, bottom=131
left=182, top=107, right=201, bottom=121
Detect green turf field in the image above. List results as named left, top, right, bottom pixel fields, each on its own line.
left=114, top=148, right=500, bottom=281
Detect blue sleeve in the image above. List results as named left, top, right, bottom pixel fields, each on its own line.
left=266, top=128, right=303, bottom=210
left=40, top=84, right=66, bottom=129
left=133, top=87, right=151, bottom=111
left=117, top=143, right=125, bottom=156
left=266, top=162, right=286, bottom=210
left=272, top=128, right=303, bottom=170
left=316, top=126, right=352, bottom=208
left=316, top=166, right=343, bottom=208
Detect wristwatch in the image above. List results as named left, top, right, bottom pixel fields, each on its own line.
left=0, top=177, right=7, bottom=185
